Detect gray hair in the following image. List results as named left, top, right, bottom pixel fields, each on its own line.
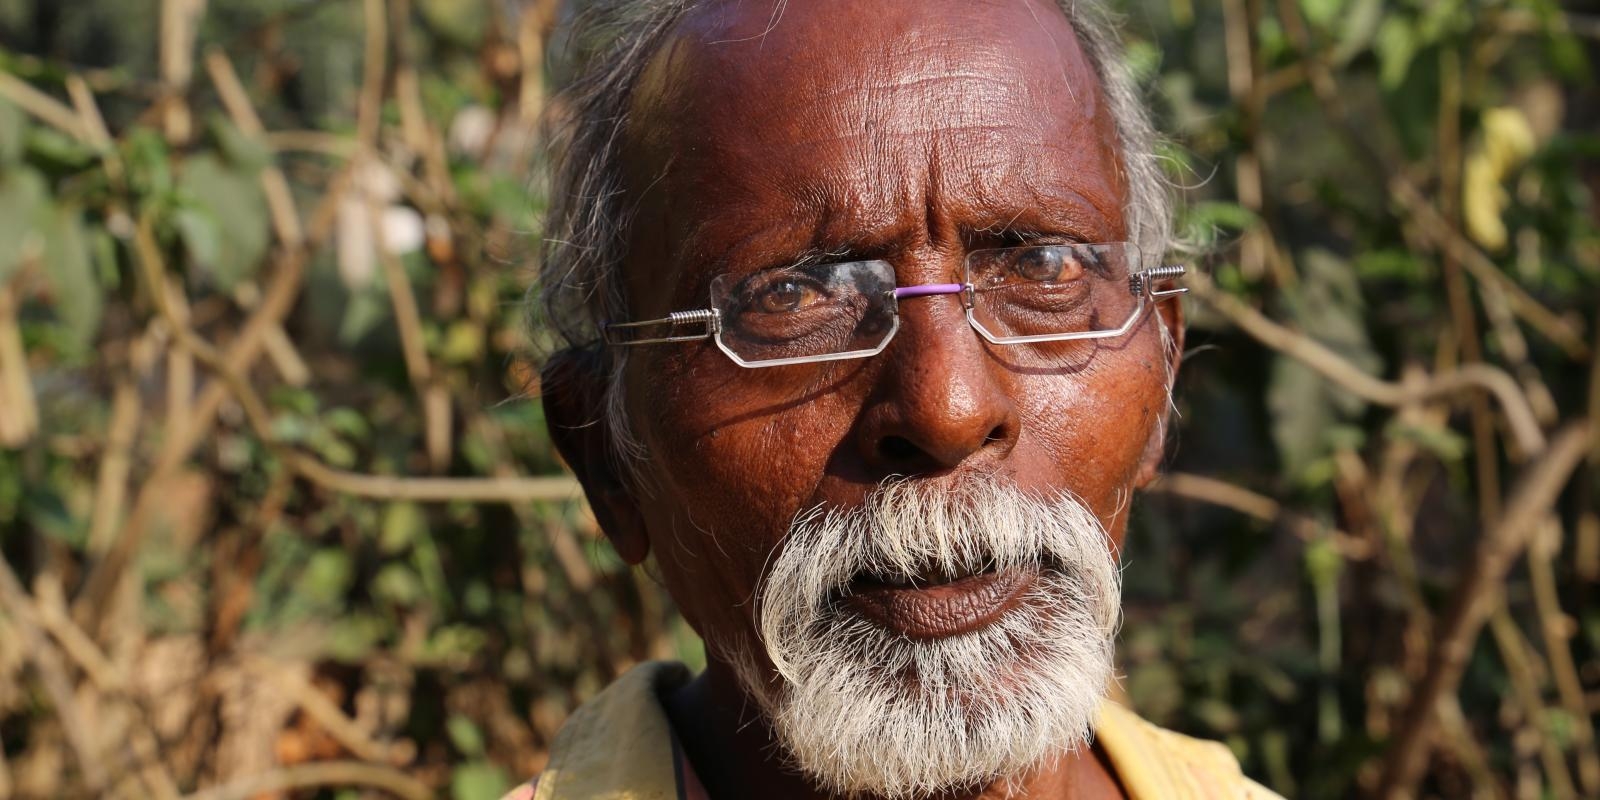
left=535, top=0, right=1173, bottom=474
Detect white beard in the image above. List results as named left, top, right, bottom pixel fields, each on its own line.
left=731, top=480, right=1123, bottom=799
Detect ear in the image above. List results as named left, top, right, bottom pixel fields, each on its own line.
left=1134, top=295, right=1185, bottom=489
left=541, top=346, right=650, bottom=565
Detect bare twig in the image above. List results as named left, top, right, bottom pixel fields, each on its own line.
left=204, top=49, right=304, bottom=248
left=240, top=657, right=406, bottom=765
left=290, top=454, right=580, bottom=502
left=1527, top=519, right=1600, bottom=793
left=180, top=760, right=432, bottom=800
left=64, top=75, right=122, bottom=184
left=0, top=281, right=38, bottom=448
left=357, top=0, right=387, bottom=151
left=1276, top=0, right=1589, bottom=363
left=148, top=158, right=348, bottom=476
left=131, top=212, right=580, bottom=505
left=1188, top=271, right=1547, bottom=455
left=86, top=380, right=142, bottom=556
left=0, top=557, right=108, bottom=792
left=1438, top=696, right=1507, bottom=800
left=158, top=0, right=207, bottom=143
left=29, top=582, right=181, bottom=800
left=1378, top=421, right=1594, bottom=798
left=1145, top=472, right=1371, bottom=559
left=365, top=192, right=432, bottom=389
left=519, top=0, right=562, bottom=129
left=1390, top=180, right=1590, bottom=361
left=0, top=71, right=90, bottom=141
left=1487, top=607, right=1576, bottom=799
left=263, top=130, right=358, bottom=158
left=163, top=276, right=197, bottom=461
left=467, top=411, right=596, bottom=589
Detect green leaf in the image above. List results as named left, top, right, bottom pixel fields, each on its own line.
left=1375, top=16, right=1418, bottom=90
left=1124, top=39, right=1162, bottom=85
left=24, top=128, right=96, bottom=171
left=422, top=625, right=487, bottom=663
left=446, top=714, right=487, bottom=758
left=324, top=408, right=371, bottom=439
left=177, top=154, right=270, bottom=289
left=339, top=285, right=392, bottom=344
left=1304, top=535, right=1343, bottom=586
left=0, top=167, right=47, bottom=282
left=380, top=502, right=425, bottom=554
left=1355, top=249, right=1428, bottom=282
left=172, top=206, right=221, bottom=272
left=1267, top=357, right=1334, bottom=481
left=418, top=0, right=490, bottom=48
left=209, top=115, right=272, bottom=172
left=1331, top=0, right=1384, bottom=64
left=1180, top=201, right=1259, bottom=247
left=372, top=563, right=423, bottom=605
left=43, top=206, right=102, bottom=353
left=0, top=97, right=27, bottom=166
left=1300, top=0, right=1345, bottom=31
left=1269, top=250, right=1382, bottom=481
left=293, top=548, right=353, bottom=608
left=440, top=320, right=484, bottom=364
left=123, top=128, right=173, bottom=197
left=1384, top=420, right=1469, bottom=463
left=326, top=613, right=387, bottom=661
left=91, top=228, right=120, bottom=290
left=449, top=761, right=510, bottom=800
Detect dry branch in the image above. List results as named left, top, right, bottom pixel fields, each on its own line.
left=130, top=212, right=581, bottom=505
left=0, top=71, right=90, bottom=141
left=0, top=281, right=38, bottom=448
left=1187, top=270, right=1547, bottom=456
left=1145, top=472, right=1371, bottom=559
left=0, top=557, right=108, bottom=792
left=179, top=760, right=432, bottom=800
left=1378, top=421, right=1594, bottom=798
left=241, top=657, right=406, bottom=766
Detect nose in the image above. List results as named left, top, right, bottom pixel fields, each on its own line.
left=854, top=288, right=1020, bottom=474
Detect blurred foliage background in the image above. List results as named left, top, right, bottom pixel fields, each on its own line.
left=0, top=0, right=1595, bottom=798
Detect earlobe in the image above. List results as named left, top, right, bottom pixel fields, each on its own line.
left=1134, top=297, right=1185, bottom=489
left=541, top=347, right=651, bottom=566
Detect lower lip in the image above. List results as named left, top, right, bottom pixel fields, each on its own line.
left=838, top=567, right=1039, bottom=640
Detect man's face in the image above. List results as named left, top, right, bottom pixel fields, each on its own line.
left=552, top=0, right=1179, bottom=791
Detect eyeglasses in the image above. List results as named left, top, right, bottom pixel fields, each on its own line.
left=604, top=242, right=1186, bottom=368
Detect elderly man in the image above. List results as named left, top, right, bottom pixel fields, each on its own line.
left=518, top=0, right=1281, bottom=797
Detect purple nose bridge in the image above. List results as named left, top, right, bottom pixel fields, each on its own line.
left=892, top=283, right=966, bottom=300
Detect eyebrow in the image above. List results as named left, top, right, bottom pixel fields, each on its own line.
left=966, top=191, right=1117, bottom=244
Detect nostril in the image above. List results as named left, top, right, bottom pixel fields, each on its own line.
left=878, top=435, right=922, bottom=463
left=985, top=424, right=1007, bottom=445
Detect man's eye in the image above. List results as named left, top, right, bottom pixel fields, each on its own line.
left=756, top=280, right=822, bottom=313
left=1013, top=249, right=1069, bottom=282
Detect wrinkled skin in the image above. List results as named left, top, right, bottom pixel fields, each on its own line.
left=543, top=0, right=1183, bottom=797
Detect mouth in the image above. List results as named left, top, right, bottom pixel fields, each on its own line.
left=834, top=562, right=1041, bottom=640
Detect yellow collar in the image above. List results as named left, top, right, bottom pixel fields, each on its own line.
left=531, top=661, right=1280, bottom=800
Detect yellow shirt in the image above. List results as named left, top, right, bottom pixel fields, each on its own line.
left=512, top=662, right=1283, bottom=800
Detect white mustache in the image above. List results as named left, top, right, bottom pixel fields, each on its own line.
left=757, top=479, right=1120, bottom=683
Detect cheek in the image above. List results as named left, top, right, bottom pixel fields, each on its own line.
left=1012, top=333, right=1168, bottom=518
left=625, top=357, right=858, bottom=631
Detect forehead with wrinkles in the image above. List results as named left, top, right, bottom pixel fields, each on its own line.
left=617, top=0, right=1125, bottom=298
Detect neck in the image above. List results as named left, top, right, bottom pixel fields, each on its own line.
left=662, top=654, right=1128, bottom=800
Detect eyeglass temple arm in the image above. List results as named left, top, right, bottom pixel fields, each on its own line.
left=1131, top=264, right=1188, bottom=299
left=604, top=308, right=721, bottom=346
